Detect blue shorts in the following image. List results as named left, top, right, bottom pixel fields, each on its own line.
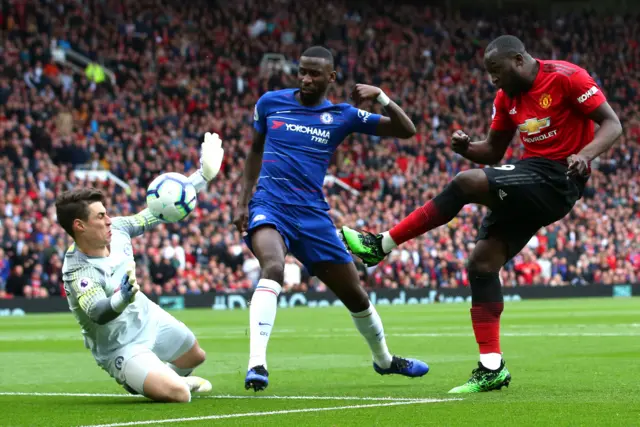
left=243, top=201, right=353, bottom=275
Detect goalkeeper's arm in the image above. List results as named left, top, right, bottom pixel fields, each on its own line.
left=112, top=208, right=162, bottom=238
left=188, top=132, right=224, bottom=192
left=113, top=132, right=225, bottom=235
left=70, top=265, right=139, bottom=325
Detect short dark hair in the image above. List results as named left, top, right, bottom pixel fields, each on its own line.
left=486, top=35, right=526, bottom=57
left=301, top=46, right=334, bottom=67
left=55, top=188, right=106, bottom=238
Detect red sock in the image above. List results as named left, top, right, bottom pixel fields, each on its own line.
left=470, top=302, right=503, bottom=354
left=389, top=200, right=448, bottom=245
left=389, top=182, right=467, bottom=245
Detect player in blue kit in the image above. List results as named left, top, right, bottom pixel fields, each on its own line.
left=234, top=46, right=429, bottom=391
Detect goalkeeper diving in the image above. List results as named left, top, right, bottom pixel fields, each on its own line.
left=57, top=133, right=224, bottom=403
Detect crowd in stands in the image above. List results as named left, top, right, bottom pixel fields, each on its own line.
left=0, top=0, right=638, bottom=298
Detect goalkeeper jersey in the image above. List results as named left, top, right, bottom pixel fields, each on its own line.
left=62, top=209, right=161, bottom=357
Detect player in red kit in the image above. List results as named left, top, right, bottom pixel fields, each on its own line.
left=341, top=35, right=622, bottom=392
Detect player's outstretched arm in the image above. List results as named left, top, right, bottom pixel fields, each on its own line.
left=451, top=128, right=516, bottom=165
left=188, top=132, right=225, bottom=192
left=351, top=84, right=416, bottom=139
left=113, top=134, right=225, bottom=237
left=567, top=102, right=622, bottom=176
left=112, top=208, right=163, bottom=238
left=234, top=129, right=266, bottom=232
left=67, top=263, right=139, bottom=325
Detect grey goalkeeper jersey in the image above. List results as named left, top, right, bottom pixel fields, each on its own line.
left=62, top=209, right=161, bottom=357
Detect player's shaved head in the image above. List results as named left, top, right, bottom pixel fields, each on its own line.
left=297, top=46, right=336, bottom=106
left=483, top=35, right=537, bottom=97
left=485, top=35, right=526, bottom=58
left=301, top=46, right=334, bottom=68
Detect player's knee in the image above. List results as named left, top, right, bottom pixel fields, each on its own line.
left=193, top=347, right=206, bottom=367
left=165, top=382, right=191, bottom=403
left=341, top=290, right=369, bottom=313
left=260, top=259, right=285, bottom=283
left=467, top=251, right=502, bottom=274
left=452, top=169, right=488, bottom=196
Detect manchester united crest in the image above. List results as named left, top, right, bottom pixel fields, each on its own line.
left=539, top=93, right=552, bottom=109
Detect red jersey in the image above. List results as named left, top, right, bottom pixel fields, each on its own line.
left=490, top=59, right=607, bottom=162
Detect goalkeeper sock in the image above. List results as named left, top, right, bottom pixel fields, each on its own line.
left=166, top=363, right=193, bottom=377
left=248, top=278, right=281, bottom=370
left=389, top=181, right=468, bottom=245
left=351, top=303, right=393, bottom=369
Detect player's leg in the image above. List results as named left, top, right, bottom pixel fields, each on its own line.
left=293, top=207, right=428, bottom=378
left=151, top=308, right=211, bottom=393
left=141, top=363, right=191, bottom=403
left=170, top=340, right=206, bottom=375
left=342, top=169, right=497, bottom=266
left=245, top=225, right=289, bottom=391
left=312, top=261, right=429, bottom=378
left=449, top=159, right=583, bottom=393
left=107, top=346, right=192, bottom=403
left=168, top=341, right=211, bottom=393
left=448, top=218, right=540, bottom=393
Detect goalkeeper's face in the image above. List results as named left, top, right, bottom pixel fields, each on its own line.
left=76, top=202, right=112, bottom=247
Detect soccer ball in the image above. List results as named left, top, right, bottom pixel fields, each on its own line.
left=146, top=172, right=197, bottom=223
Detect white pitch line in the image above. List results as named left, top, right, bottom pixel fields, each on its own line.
left=0, top=392, right=141, bottom=398
left=0, top=392, right=435, bottom=402
left=201, top=394, right=432, bottom=402
left=78, top=399, right=458, bottom=427
left=4, top=326, right=640, bottom=342
left=391, top=332, right=640, bottom=337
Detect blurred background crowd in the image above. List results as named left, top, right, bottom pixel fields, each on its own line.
left=0, top=0, right=638, bottom=299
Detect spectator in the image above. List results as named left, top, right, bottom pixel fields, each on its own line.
left=0, top=0, right=637, bottom=296
left=6, top=265, right=28, bottom=297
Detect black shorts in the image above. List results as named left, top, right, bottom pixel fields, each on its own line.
left=478, top=157, right=587, bottom=261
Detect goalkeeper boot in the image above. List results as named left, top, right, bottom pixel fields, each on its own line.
left=373, top=356, right=429, bottom=378
left=245, top=365, right=269, bottom=392
left=340, top=226, right=388, bottom=267
left=183, top=376, right=212, bottom=393
left=448, top=361, right=511, bottom=393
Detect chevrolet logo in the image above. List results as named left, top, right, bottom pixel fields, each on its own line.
left=518, top=117, right=550, bottom=135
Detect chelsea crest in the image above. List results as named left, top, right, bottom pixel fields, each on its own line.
left=320, top=112, right=333, bottom=124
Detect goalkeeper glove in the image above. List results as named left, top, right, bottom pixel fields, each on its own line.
left=200, top=132, right=224, bottom=181
left=189, top=132, right=224, bottom=192
left=110, top=262, right=140, bottom=312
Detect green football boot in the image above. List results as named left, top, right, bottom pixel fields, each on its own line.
left=340, top=226, right=388, bottom=266
left=448, top=361, right=511, bottom=393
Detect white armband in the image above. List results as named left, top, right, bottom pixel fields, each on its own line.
left=376, top=91, right=391, bottom=107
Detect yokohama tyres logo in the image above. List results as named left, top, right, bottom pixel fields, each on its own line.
left=284, top=123, right=330, bottom=138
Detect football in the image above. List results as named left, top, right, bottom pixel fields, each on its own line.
left=146, top=172, right=197, bottom=223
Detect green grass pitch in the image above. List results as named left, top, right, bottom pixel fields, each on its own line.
left=1, top=297, right=639, bottom=426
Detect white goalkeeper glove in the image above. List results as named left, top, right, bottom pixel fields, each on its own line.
left=189, top=132, right=224, bottom=192
left=110, top=262, right=140, bottom=312
left=200, top=132, right=224, bottom=181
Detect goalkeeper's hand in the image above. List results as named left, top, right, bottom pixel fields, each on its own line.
left=199, top=132, right=224, bottom=181
left=119, top=262, right=140, bottom=304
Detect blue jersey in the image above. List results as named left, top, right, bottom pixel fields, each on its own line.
left=252, top=88, right=382, bottom=210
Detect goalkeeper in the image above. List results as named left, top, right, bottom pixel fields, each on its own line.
left=58, top=133, right=224, bottom=403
